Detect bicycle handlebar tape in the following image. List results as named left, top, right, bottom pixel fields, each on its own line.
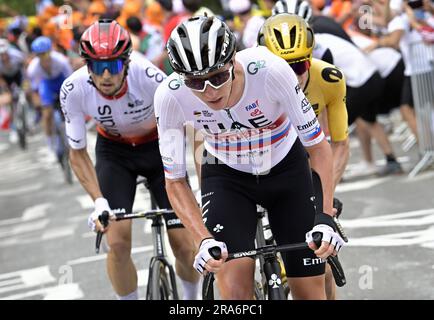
left=312, top=232, right=347, bottom=287
left=333, top=197, right=343, bottom=218
left=95, top=211, right=110, bottom=254
left=209, top=247, right=222, bottom=260
left=328, top=255, right=347, bottom=287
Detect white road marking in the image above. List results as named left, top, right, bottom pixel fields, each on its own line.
left=0, top=203, right=51, bottom=226
left=341, top=208, right=434, bottom=228
left=0, top=266, right=56, bottom=295
left=0, top=283, right=84, bottom=300
left=76, top=195, right=93, bottom=210
left=336, top=177, right=391, bottom=193
left=41, top=226, right=76, bottom=240
left=0, top=183, right=44, bottom=197
left=342, top=208, right=434, bottom=248
left=67, top=245, right=154, bottom=265
left=0, top=219, right=50, bottom=238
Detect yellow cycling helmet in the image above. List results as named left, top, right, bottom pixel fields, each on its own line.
left=258, top=13, right=314, bottom=64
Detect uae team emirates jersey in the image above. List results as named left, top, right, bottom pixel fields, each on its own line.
left=154, top=46, right=325, bottom=179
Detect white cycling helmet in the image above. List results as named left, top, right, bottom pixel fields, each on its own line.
left=167, top=16, right=236, bottom=76
left=0, top=38, right=10, bottom=54
left=272, top=0, right=313, bottom=22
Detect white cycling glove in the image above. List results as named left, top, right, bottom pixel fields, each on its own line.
left=306, top=213, right=346, bottom=253
left=88, top=197, right=113, bottom=232
left=193, top=238, right=228, bottom=274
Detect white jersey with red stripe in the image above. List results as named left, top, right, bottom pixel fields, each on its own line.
left=60, top=51, right=166, bottom=149
left=154, top=46, right=324, bottom=179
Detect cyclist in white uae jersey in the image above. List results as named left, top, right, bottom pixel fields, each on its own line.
left=60, top=19, right=199, bottom=300
left=155, top=16, right=345, bottom=299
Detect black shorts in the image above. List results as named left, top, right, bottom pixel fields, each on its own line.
left=201, top=139, right=325, bottom=278
left=2, top=71, right=23, bottom=88
left=378, top=58, right=405, bottom=114
left=95, top=135, right=183, bottom=229
left=401, top=76, right=414, bottom=108
left=346, top=72, right=385, bottom=124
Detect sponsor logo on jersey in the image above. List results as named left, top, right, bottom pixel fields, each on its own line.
left=321, top=67, right=343, bottom=83
left=295, top=84, right=301, bottom=94
left=60, top=81, right=74, bottom=103
left=301, top=97, right=311, bottom=113
left=145, top=67, right=165, bottom=83
left=245, top=99, right=260, bottom=112
left=247, top=60, right=266, bottom=75
left=194, top=110, right=214, bottom=118
left=66, top=135, right=81, bottom=144
left=297, top=118, right=317, bottom=131
left=168, top=78, right=182, bottom=90
left=127, top=99, right=144, bottom=108
left=96, top=104, right=121, bottom=137
left=250, top=109, right=263, bottom=117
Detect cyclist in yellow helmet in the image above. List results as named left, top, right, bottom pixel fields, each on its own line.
left=258, top=13, right=349, bottom=300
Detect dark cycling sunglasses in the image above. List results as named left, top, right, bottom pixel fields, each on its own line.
left=288, top=61, right=310, bottom=76
left=183, top=66, right=233, bottom=92
left=88, top=59, right=124, bottom=76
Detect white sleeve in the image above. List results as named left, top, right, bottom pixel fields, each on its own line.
left=388, top=15, right=407, bottom=33
left=154, top=83, right=187, bottom=179
left=243, top=16, right=266, bottom=48
left=60, top=78, right=87, bottom=149
left=26, top=61, right=40, bottom=91
left=265, top=55, right=324, bottom=147
left=312, top=35, right=331, bottom=61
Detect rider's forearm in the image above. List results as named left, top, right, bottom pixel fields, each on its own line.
left=307, top=139, right=334, bottom=216
left=69, top=148, right=103, bottom=201
left=166, top=178, right=212, bottom=246
left=331, top=138, right=350, bottom=189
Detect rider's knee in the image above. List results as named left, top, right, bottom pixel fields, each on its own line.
left=108, top=239, right=131, bottom=262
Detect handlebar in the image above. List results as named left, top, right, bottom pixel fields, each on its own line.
left=207, top=233, right=346, bottom=287
left=94, top=209, right=174, bottom=254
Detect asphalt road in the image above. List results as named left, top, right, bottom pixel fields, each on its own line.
left=0, top=118, right=433, bottom=300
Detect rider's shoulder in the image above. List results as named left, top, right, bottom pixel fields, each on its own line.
left=310, top=58, right=346, bottom=88
left=60, top=66, right=88, bottom=99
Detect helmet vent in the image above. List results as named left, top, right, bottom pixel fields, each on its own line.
left=306, top=28, right=314, bottom=48
left=114, top=40, right=125, bottom=55
left=273, top=29, right=285, bottom=49
left=290, top=26, right=297, bottom=48
left=84, top=41, right=96, bottom=55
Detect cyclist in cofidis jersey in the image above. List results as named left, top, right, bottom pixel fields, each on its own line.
left=60, top=19, right=200, bottom=300
left=258, top=12, right=349, bottom=300
left=154, top=15, right=345, bottom=299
